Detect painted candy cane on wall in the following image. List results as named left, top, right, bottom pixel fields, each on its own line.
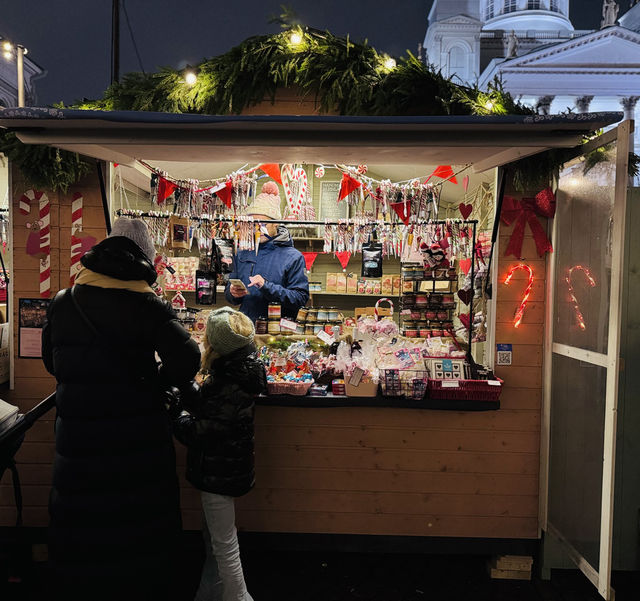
left=69, top=193, right=83, bottom=286
left=566, top=265, right=596, bottom=331
left=503, top=263, right=534, bottom=328
left=19, top=189, right=51, bottom=298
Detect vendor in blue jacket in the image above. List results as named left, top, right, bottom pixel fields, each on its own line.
left=225, top=180, right=309, bottom=322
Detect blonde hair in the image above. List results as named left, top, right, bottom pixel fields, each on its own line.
left=201, top=310, right=254, bottom=372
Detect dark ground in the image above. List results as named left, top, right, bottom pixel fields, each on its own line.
left=2, top=531, right=639, bottom=601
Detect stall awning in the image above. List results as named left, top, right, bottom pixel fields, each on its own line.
left=0, top=107, right=624, bottom=175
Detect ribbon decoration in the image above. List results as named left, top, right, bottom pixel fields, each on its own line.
left=338, top=172, right=361, bottom=201
left=301, top=252, right=319, bottom=273
left=335, top=251, right=351, bottom=271
left=501, top=187, right=556, bottom=258
left=258, top=163, right=283, bottom=184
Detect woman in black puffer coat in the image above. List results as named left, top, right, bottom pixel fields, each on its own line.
left=174, top=307, right=266, bottom=601
left=42, top=219, right=200, bottom=601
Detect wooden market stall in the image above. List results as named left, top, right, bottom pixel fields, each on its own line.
left=0, top=109, right=632, bottom=598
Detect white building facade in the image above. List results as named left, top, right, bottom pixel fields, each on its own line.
left=424, top=1, right=640, bottom=150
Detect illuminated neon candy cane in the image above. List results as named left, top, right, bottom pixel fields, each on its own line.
left=504, top=264, right=534, bottom=328
left=566, top=265, right=596, bottom=330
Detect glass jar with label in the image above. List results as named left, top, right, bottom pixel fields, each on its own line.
left=268, top=303, right=281, bottom=320
left=296, top=307, right=309, bottom=322
left=313, top=322, right=325, bottom=334
left=306, top=308, right=318, bottom=323
left=268, top=320, right=281, bottom=334
left=305, top=323, right=315, bottom=335
left=255, top=317, right=268, bottom=335
left=327, top=307, right=339, bottom=321
left=316, top=307, right=328, bottom=321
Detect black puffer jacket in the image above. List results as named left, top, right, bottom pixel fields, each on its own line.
left=42, top=236, right=201, bottom=601
left=174, top=344, right=266, bottom=497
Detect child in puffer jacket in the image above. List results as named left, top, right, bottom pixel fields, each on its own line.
left=173, top=307, right=266, bottom=601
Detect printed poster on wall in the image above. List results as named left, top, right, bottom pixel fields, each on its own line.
left=19, top=298, right=51, bottom=358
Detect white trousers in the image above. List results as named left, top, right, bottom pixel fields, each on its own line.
left=195, top=492, right=254, bottom=601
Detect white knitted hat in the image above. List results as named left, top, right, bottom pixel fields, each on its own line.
left=247, top=181, right=282, bottom=220
left=206, top=307, right=255, bottom=356
left=109, top=218, right=156, bottom=262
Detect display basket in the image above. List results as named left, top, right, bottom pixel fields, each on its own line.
left=427, top=378, right=503, bottom=402
left=266, top=381, right=313, bottom=396
left=380, top=369, right=429, bottom=400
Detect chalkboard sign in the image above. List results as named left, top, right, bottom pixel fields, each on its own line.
left=319, top=181, right=348, bottom=222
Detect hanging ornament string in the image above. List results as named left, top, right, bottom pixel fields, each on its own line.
left=566, top=265, right=597, bottom=331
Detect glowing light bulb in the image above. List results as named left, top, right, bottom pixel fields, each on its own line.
left=290, top=32, right=303, bottom=45
left=3, top=51, right=12, bottom=60
left=184, top=71, right=197, bottom=85
left=484, top=100, right=495, bottom=111
left=2, top=41, right=12, bottom=52
left=384, top=57, right=397, bottom=70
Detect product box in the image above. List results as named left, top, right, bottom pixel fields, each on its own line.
left=382, top=275, right=393, bottom=295
left=392, top=275, right=402, bottom=295
left=347, top=273, right=358, bottom=294
left=326, top=273, right=338, bottom=293
left=357, top=279, right=367, bottom=294
left=402, top=280, right=414, bottom=293
left=336, top=273, right=347, bottom=293
left=365, top=279, right=376, bottom=295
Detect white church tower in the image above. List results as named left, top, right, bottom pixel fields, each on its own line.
left=424, top=0, right=581, bottom=86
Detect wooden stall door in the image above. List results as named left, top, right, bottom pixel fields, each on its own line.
left=542, top=123, right=631, bottom=600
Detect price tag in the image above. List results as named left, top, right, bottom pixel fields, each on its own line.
left=487, top=380, right=502, bottom=387
left=279, top=318, right=298, bottom=332
left=441, top=381, right=460, bottom=388
left=349, top=367, right=365, bottom=387
left=275, top=357, right=287, bottom=367
left=317, top=330, right=334, bottom=345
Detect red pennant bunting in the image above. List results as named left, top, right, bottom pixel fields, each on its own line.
left=259, top=164, right=283, bottom=185
left=390, top=200, right=411, bottom=225
left=424, top=165, right=458, bottom=185
left=301, top=252, right=319, bottom=272
left=335, top=251, right=351, bottom=270
left=338, top=173, right=361, bottom=201
left=215, top=181, right=234, bottom=209
left=157, top=177, right=178, bottom=204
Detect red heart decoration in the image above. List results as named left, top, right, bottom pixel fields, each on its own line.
left=459, top=258, right=472, bottom=275
left=459, top=203, right=473, bottom=220
left=457, top=288, right=473, bottom=305
left=459, top=313, right=471, bottom=329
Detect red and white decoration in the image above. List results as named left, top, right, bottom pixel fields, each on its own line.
left=69, top=193, right=84, bottom=286
left=20, top=189, right=51, bottom=298
left=281, top=164, right=308, bottom=218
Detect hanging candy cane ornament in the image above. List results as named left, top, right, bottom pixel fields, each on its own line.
left=20, top=189, right=51, bottom=298
left=281, top=164, right=308, bottom=218
left=566, top=265, right=596, bottom=330
left=69, top=193, right=84, bottom=286
left=503, top=264, right=534, bottom=328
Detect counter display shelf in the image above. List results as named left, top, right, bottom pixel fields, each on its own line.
left=257, top=391, right=499, bottom=411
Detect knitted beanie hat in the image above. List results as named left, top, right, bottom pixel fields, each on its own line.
left=206, top=307, right=255, bottom=356
left=247, top=181, right=282, bottom=220
left=109, top=218, right=156, bottom=263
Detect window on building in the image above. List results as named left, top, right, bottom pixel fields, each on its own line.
left=549, top=0, right=559, bottom=11
left=485, top=0, right=495, bottom=19
left=447, top=46, right=467, bottom=80
left=503, top=0, right=517, bottom=14
left=528, top=0, right=541, bottom=9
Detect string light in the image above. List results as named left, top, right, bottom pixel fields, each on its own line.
left=289, top=31, right=303, bottom=45
left=184, top=71, right=197, bottom=85
left=484, top=100, right=495, bottom=111
left=504, top=264, right=534, bottom=328
left=383, top=57, right=397, bottom=70
left=2, top=41, right=12, bottom=52
left=566, top=265, right=596, bottom=330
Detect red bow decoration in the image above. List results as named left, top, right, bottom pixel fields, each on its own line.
left=215, top=181, right=234, bottom=209
left=390, top=200, right=411, bottom=225
left=338, top=173, right=361, bottom=201
left=301, top=252, right=319, bottom=272
left=258, top=163, right=283, bottom=184
left=157, top=176, right=178, bottom=204
left=335, top=251, right=351, bottom=270
left=501, top=187, right=556, bottom=258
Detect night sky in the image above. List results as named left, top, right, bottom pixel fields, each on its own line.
left=1, top=0, right=612, bottom=106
